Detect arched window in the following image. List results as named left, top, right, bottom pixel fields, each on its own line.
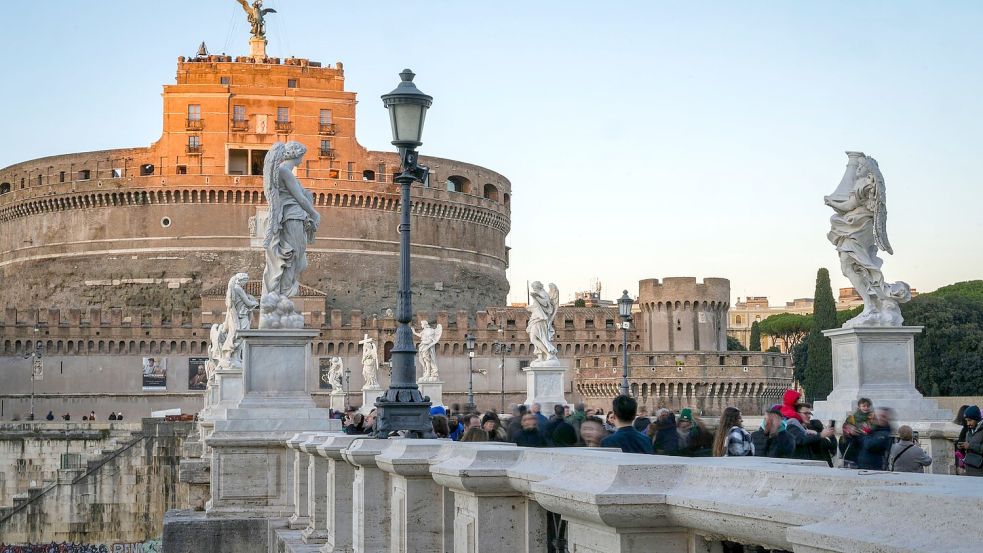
left=362, top=170, right=376, bottom=181
left=483, top=183, right=499, bottom=201
left=445, top=175, right=471, bottom=193
left=735, top=315, right=742, bottom=325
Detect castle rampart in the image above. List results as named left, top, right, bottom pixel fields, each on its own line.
left=637, top=277, right=730, bottom=352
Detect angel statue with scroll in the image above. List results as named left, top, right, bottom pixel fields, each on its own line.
left=824, top=152, right=911, bottom=327
left=413, top=320, right=443, bottom=382
left=527, top=281, right=560, bottom=364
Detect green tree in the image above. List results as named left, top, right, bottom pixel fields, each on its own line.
left=758, top=312, right=811, bottom=352
left=790, top=341, right=809, bottom=387
left=902, top=293, right=983, bottom=396
left=727, top=335, right=747, bottom=351
left=804, top=268, right=837, bottom=401
left=927, top=280, right=983, bottom=303
left=748, top=320, right=762, bottom=351
left=573, top=298, right=586, bottom=307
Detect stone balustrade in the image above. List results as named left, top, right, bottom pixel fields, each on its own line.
left=245, top=435, right=983, bottom=553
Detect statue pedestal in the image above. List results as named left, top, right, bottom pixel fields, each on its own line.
left=360, top=386, right=383, bottom=415
left=523, top=359, right=568, bottom=413
left=249, top=37, right=267, bottom=59
left=329, top=390, right=346, bottom=413
left=813, top=327, right=951, bottom=423
left=418, top=380, right=444, bottom=408
left=205, top=329, right=337, bottom=518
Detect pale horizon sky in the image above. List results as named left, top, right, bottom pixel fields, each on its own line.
left=2, top=1, right=981, bottom=307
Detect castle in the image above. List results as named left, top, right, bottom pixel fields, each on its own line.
left=0, top=28, right=791, bottom=419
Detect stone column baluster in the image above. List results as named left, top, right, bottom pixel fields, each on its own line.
left=297, top=432, right=342, bottom=543
left=286, top=431, right=319, bottom=529
left=375, top=439, right=448, bottom=553
left=314, top=434, right=363, bottom=552
left=342, top=438, right=398, bottom=553
left=430, top=443, right=526, bottom=553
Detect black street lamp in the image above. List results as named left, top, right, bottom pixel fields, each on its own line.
left=492, top=326, right=513, bottom=414
left=24, top=324, right=43, bottom=421
left=618, top=290, right=634, bottom=397
left=465, top=333, right=476, bottom=413
left=344, top=365, right=352, bottom=412
left=373, top=69, right=435, bottom=438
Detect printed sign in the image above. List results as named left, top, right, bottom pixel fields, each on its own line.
left=142, top=357, right=167, bottom=391
left=318, top=357, right=333, bottom=390
left=188, top=358, right=208, bottom=390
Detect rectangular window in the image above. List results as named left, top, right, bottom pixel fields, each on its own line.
left=741, top=355, right=749, bottom=366
left=220, top=76, right=230, bottom=85
left=188, top=136, right=201, bottom=148
left=78, top=170, right=90, bottom=180
left=378, top=163, right=386, bottom=180
left=176, top=165, right=187, bottom=175
left=287, top=78, right=298, bottom=88
left=605, top=319, right=615, bottom=329
left=59, top=171, right=65, bottom=183
left=277, top=107, right=289, bottom=122
left=187, top=104, right=201, bottom=121
left=585, top=319, right=595, bottom=329
left=347, top=162, right=355, bottom=181
left=319, top=109, right=332, bottom=124
left=233, top=105, right=246, bottom=121
left=37, top=175, right=43, bottom=186
left=320, top=139, right=330, bottom=151
left=111, top=168, right=123, bottom=178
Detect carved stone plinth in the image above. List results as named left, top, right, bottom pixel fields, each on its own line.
left=205, top=329, right=337, bottom=519
left=328, top=390, right=346, bottom=413
left=418, top=380, right=444, bottom=409
left=523, top=359, right=568, bottom=413
left=813, top=327, right=950, bottom=423
left=360, top=386, right=383, bottom=415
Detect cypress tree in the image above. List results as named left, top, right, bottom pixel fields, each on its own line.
left=748, top=321, right=762, bottom=351
left=804, top=268, right=837, bottom=400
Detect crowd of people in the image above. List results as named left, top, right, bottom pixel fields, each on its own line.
left=25, top=410, right=125, bottom=422
left=329, top=390, right=983, bottom=476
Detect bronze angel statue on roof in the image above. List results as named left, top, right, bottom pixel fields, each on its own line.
left=527, top=281, right=560, bottom=364
left=825, top=152, right=911, bottom=327
left=237, top=0, right=277, bottom=39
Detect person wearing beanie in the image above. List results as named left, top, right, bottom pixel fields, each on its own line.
left=751, top=405, right=795, bottom=458
left=958, top=405, right=983, bottom=477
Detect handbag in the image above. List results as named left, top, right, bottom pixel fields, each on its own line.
left=964, top=451, right=983, bottom=469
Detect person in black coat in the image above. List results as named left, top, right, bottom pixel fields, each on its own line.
left=514, top=413, right=547, bottom=447
left=651, top=409, right=680, bottom=456
left=600, top=395, right=653, bottom=454
left=792, top=403, right=837, bottom=465
left=751, top=407, right=795, bottom=458
left=857, top=408, right=894, bottom=470
left=545, top=405, right=577, bottom=447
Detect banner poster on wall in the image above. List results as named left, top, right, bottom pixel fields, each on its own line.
left=318, top=357, right=333, bottom=390
left=142, top=357, right=168, bottom=391
left=188, top=357, right=208, bottom=390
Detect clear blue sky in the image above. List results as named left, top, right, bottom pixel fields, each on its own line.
left=2, top=1, right=981, bottom=306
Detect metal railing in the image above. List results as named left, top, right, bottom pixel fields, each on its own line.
left=186, top=145, right=202, bottom=154
left=319, top=148, right=336, bottom=159
left=318, top=122, right=336, bottom=135
left=185, top=119, right=202, bottom=130
left=231, top=119, right=248, bottom=131
left=275, top=120, right=293, bottom=133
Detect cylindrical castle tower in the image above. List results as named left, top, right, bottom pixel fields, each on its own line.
left=0, top=52, right=511, bottom=314
left=637, top=277, right=730, bottom=352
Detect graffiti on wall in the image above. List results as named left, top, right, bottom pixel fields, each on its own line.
left=0, top=540, right=161, bottom=553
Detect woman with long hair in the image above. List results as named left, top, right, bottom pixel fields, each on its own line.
left=712, top=407, right=754, bottom=457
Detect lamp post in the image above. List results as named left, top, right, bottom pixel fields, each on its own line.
left=465, top=333, right=476, bottom=413
left=373, top=69, right=435, bottom=438
left=344, top=365, right=352, bottom=412
left=618, top=290, right=633, bottom=397
left=492, top=326, right=513, bottom=414
left=24, top=324, right=43, bottom=420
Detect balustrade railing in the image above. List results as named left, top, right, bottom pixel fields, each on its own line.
left=255, top=432, right=978, bottom=553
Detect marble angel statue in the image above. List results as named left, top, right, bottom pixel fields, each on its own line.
left=220, top=272, right=259, bottom=368
left=360, top=335, right=380, bottom=389
left=825, top=152, right=911, bottom=327
left=260, top=141, right=320, bottom=329
left=413, top=320, right=443, bottom=382
left=327, top=356, right=344, bottom=392
left=527, top=281, right=559, bottom=364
